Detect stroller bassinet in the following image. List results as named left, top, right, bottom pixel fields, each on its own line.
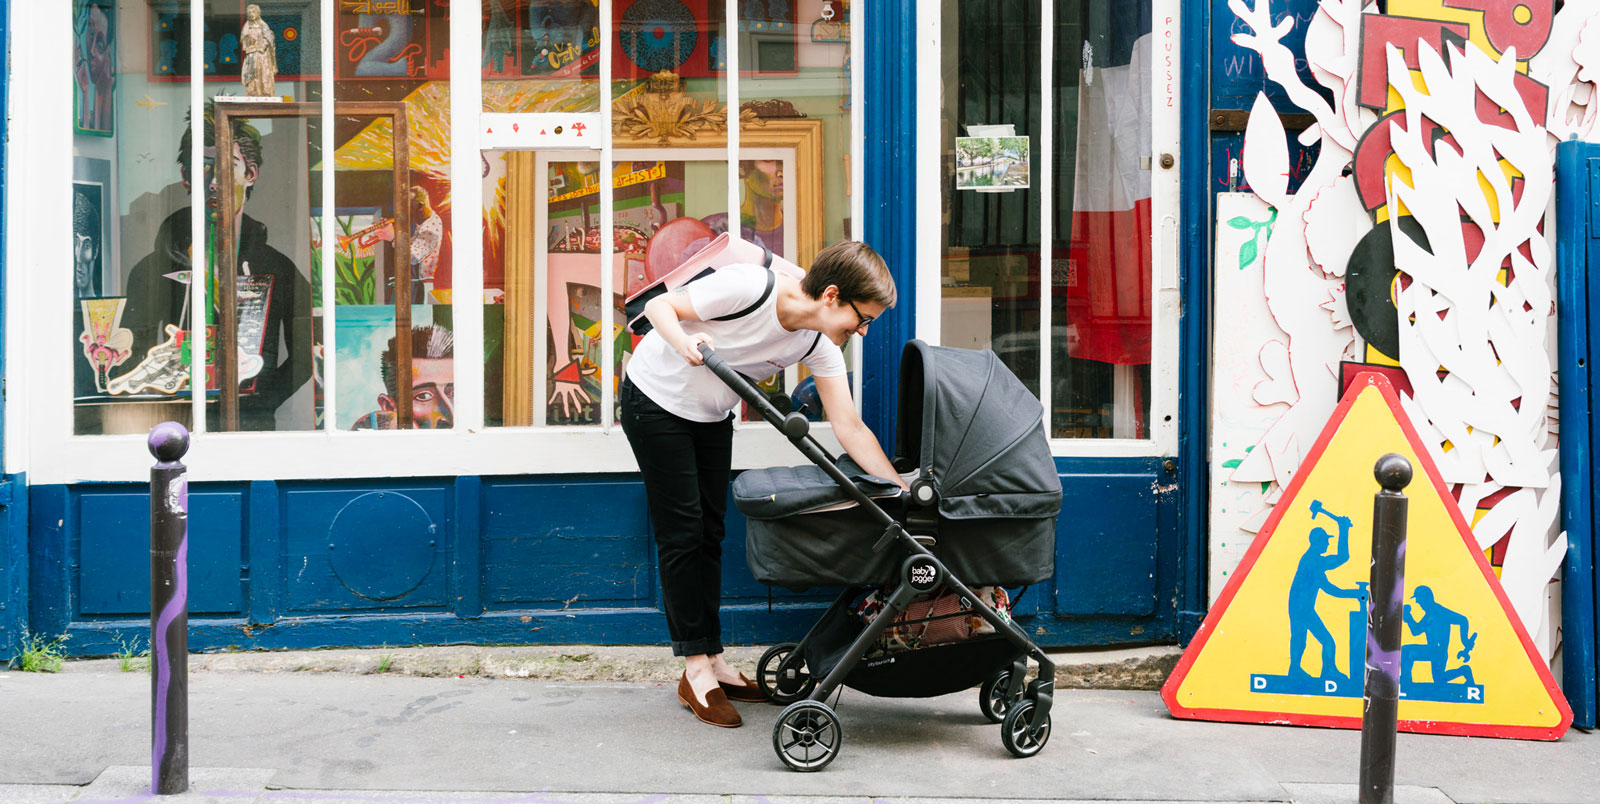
left=737, top=340, right=1060, bottom=590
left=701, top=339, right=1062, bottom=771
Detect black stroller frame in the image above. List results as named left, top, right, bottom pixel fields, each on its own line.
left=697, top=343, right=1057, bottom=771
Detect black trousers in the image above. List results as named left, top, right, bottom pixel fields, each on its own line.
left=620, top=378, right=734, bottom=657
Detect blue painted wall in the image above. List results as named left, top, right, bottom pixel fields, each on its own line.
left=1556, top=140, right=1600, bottom=730
left=28, top=455, right=1181, bottom=656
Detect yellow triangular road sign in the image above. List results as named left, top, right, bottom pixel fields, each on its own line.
left=1163, top=373, right=1570, bottom=739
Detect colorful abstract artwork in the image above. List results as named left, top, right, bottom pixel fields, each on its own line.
left=483, top=0, right=600, bottom=79
left=612, top=0, right=715, bottom=79
left=336, top=1, right=448, bottom=80
left=335, top=305, right=454, bottom=430
left=545, top=254, right=634, bottom=425
left=1211, top=0, right=1592, bottom=667
left=311, top=209, right=387, bottom=306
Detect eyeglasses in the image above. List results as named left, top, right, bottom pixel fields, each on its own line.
left=847, top=299, right=875, bottom=333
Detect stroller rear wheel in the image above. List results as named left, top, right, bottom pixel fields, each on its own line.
left=979, top=668, right=1022, bottom=723
left=1000, top=699, right=1051, bottom=758
left=758, top=643, right=818, bottom=705
left=773, top=700, right=842, bottom=772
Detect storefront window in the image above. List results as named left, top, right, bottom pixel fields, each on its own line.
left=72, top=1, right=325, bottom=435
left=485, top=0, right=857, bottom=429
left=937, top=0, right=1154, bottom=440
left=73, top=1, right=190, bottom=436
left=69, top=0, right=457, bottom=435
left=64, top=1, right=857, bottom=448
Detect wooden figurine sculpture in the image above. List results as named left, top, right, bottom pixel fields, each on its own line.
left=241, top=4, right=277, bottom=98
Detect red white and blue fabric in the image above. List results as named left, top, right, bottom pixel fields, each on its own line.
left=1066, top=5, right=1152, bottom=367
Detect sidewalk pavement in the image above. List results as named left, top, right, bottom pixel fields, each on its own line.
left=1, top=645, right=1594, bottom=804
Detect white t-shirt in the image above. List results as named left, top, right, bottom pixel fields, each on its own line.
left=625, top=263, right=847, bottom=422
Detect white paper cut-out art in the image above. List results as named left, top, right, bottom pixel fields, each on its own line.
left=1208, top=191, right=1291, bottom=602
left=1532, top=0, right=1600, bottom=144
left=1382, top=39, right=1567, bottom=653
left=1303, top=176, right=1371, bottom=279
left=1216, top=0, right=1576, bottom=660
left=1226, top=0, right=1357, bottom=505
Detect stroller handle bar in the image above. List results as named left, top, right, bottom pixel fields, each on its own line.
left=698, top=342, right=812, bottom=440
left=698, top=343, right=900, bottom=531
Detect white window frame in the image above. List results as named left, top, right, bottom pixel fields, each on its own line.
left=914, top=0, right=1181, bottom=458
left=9, top=0, right=865, bottom=485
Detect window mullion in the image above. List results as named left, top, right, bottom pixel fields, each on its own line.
left=188, top=0, right=206, bottom=433
left=599, top=0, right=616, bottom=432
left=725, top=0, right=743, bottom=428
left=1037, top=0, right=1054, bottom=435
left=320, top=0, right=336, bottom=431
left=452, top=0, right=487, bottom=432
left=851, top=1, right=866, bottom=412
left=727, top=0, right=741, bottom=227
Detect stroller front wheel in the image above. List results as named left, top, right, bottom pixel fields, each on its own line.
left=773, top=700, right=843, bottom=772
left=758, top=643, right=818, bottom=705
left=1000, top=699, right=1051, bottom=758
left=979, top=668, right=1021, bottom=723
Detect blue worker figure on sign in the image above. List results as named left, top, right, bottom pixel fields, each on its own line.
left=1402, top=585, right=1477, bottom=686
left=1286, top=500, right=1367, bottom=681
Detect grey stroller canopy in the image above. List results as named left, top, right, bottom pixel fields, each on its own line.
left=896, top=340, right=1063, bottom=522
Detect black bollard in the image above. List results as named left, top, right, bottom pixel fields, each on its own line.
left=1359, top=453, right=1412, bottom=804
left=149, top=422, right=190, bottom=795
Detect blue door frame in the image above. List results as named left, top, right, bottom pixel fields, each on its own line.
left=861, top=1, right=1211, bottom=642
left=1556, top=139, right=1600, bottom=730
left=0, top=0, right=23, bottom=665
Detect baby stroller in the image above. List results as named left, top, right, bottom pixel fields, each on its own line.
left=701, top=339, right=1062, bottom=771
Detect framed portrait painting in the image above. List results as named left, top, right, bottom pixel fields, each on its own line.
left=74, top=0, right=116, bottom=136
left=72, top=156, right=117, bottom=297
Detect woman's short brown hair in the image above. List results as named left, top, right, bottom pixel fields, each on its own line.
left=800, top=240, right=896, bottom=308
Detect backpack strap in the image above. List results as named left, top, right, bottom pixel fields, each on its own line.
left=708, top=265, right=776, bottom=323
left=798, top=331, right=822, bottom=363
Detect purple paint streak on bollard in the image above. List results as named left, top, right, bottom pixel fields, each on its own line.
left=152, top=524, right=186, bottom=784
left=149, top=422, right=190, bottom=796
left=1359, top=453, right=1411, bottom=804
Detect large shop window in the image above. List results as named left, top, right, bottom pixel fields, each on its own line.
left=481, top=0, right=856, bottom=429
left=932, top=0, right=1173, bottom=445
left=66, top=0, right=858, bottom=444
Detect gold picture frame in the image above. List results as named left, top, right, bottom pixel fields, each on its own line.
left=499, top=117, right=826, bottom=427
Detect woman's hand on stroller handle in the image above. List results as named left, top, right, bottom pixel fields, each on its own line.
left=677, top=333, right=713, bottom=366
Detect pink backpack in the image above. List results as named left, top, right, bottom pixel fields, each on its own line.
left=624, top=232, right=803, bottom=337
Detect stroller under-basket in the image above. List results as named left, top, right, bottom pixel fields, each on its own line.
left=700, top=339, right=1062, bottom=771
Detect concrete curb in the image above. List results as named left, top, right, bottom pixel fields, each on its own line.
left=61, top=644, right=1182, bottom=689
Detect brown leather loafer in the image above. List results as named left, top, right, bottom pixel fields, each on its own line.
left=719, top=672, right=766, bottom=703
left=678, top=672, right=742, bottom=727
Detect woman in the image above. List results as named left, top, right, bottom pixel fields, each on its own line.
left=621, top=240, right=905, bottom=728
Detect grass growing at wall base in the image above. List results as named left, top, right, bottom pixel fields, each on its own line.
left=16, top=631, right=70, bottom=673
